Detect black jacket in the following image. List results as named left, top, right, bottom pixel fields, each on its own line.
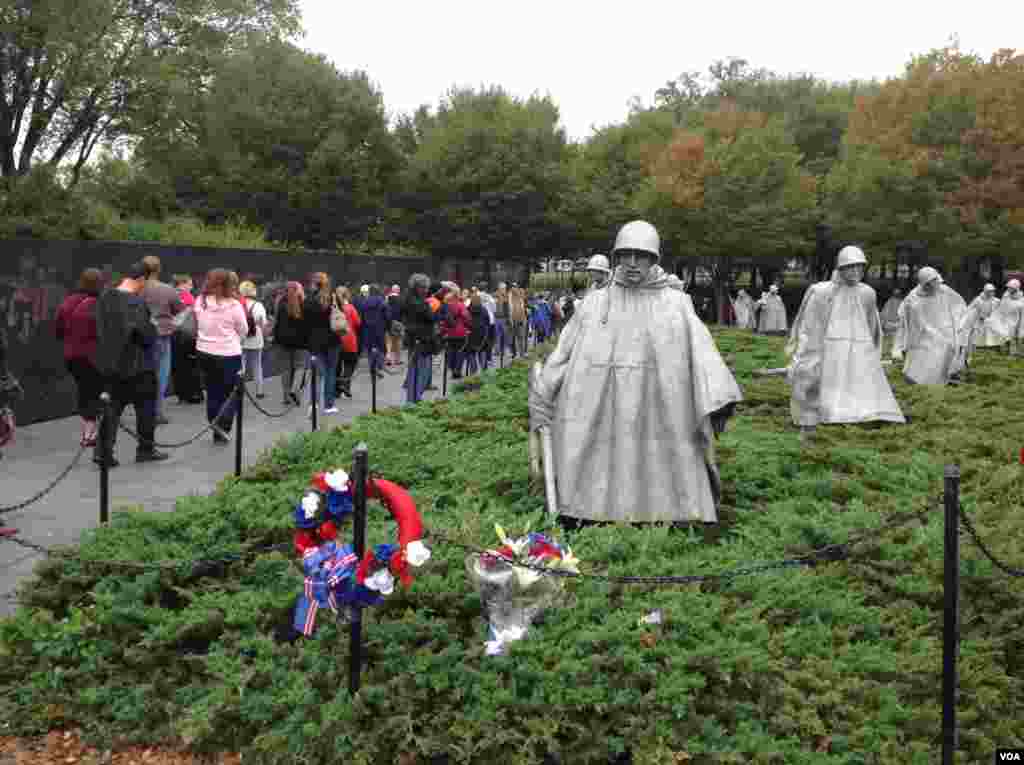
left=402, top=293, right=437, bottom=348
left=304, top=295, right=341, bottom=354
left=95, top=288, right=157, bottom=379
left=274, top=300, right=309, bottom=349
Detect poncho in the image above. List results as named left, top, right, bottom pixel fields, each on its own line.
left=757, top=293, right=788, bottom=333
left=879, top=296, right=903, bottom=335
left=989, top=293, right=1023, bottom=343
left=528, top=265, right=742, bottom=523
left=733, top=291, right=755, bottom=329
left=786, top=278, right=904, bottom=427
left=893, top=284, right=968, bottom=385
left=962, top=294, right=1004, bottom=349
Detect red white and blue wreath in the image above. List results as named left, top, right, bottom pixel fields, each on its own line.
left=291, top=468, right=431, bottom=636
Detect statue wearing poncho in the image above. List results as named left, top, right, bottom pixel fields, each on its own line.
left=528, top=221, right=742, bottom=524
left=892, top=267, right=968, bottom=385
left=733, top=290, right=755, bottom=329
left=989, top=279, right=1023, bottom=354
left=786, top=247, right=904, bottom=429
left=961, top=284, right=1003, bottom=353
left=757, top=286, right=788, bottom=334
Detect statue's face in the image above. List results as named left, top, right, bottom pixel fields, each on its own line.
left=839, top=264, right=864, bottom=285
left=921, top=278, right=940, bottom=296
left=615, top=250, right=653, bottom=286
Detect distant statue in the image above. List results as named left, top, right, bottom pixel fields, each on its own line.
left=961, top=283, right=1003, bottom=360
left=733, top=289, right=755, bottom=329
left=892, top=267, right=968, bottom=385
left=786, top=246, right=904, bottom=442
left=989, top=278, right=1023, bottom=356
left=585, top=254, right=611, bottom=290
left=528, top=220, right=742, bottom=525
left=756, top=285, right=788, bottom=334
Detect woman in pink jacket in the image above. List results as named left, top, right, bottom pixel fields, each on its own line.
left=194, top=269, right=248, bottom=444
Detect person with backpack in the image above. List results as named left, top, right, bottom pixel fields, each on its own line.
left=273, top=282, right=309, bottom=407
left=238, top=281, right=269, bottom=399
left=304, top=272, right=342, bottom=416
left=55, top=268, right=103, bottom=448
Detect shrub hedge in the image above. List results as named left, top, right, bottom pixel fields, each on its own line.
left=1, top=330, right=1022, bottom=764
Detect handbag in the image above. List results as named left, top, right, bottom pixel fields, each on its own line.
left=330, top=299, right=348, bottom=336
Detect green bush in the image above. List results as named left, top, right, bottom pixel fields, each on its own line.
left=1, top=331, right=1022, bottom=764
left=529, top=271, right=590, bottom=291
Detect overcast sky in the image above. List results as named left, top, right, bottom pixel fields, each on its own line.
left=297, top=0, right=1019, bottom=142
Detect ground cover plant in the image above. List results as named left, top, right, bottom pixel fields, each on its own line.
left=1, top=329, right=1022, bottom=764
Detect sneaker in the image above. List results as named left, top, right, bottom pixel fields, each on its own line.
left=290, top=392, right=301, bottom=406
left=213, top=431, right=230, bottom=445
left=155, top=415, right=170, bottom=425
left=324, top=406, right=339, bottom=415
left=92, top=456, right=120, bottom=468
left=136, top=450, right=170, bottom=463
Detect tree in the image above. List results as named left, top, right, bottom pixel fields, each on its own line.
left=0, top=0, right=300, bottom=183
left=394, top=87, right=573, bottom=269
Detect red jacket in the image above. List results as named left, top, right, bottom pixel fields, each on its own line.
left=441, top=298, right=470, bottom=338
left=55, top=291, right=99, bottom=363
left=341, top=302, right=361, bottom=354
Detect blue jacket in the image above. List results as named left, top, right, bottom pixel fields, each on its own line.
left=355, top=295, right=388, bottom=351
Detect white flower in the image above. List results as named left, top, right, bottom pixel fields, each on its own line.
left=484, top=625, right=527, bottom=656
left=301, top=493, right=320, bottom=519
left=363, top=568, right=395, bottom=596
left=513, top=565, right=542, bottom=590
left=405, top=540, right=431, bottom=567
left=324, top=469, right=350, bottom=492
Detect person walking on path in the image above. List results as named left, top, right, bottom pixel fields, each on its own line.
left=385, top=285, right=403, bottom=367
left=509, top=286, right=528, bottom=357
left=0, top=327, right=23, bottom=460
left=304, top=272, right=341, bottom=416
left=358, top=284, right=389, bottom=379
left=194, top=269, right=248, bottom=445
left=334, top=286, right=362, bottom=399
left=238, top=281, right=269, bottom=399
left=441, top=284, right=470, bottom=379
left=273, top=282, right=309, bottom=407
left=55, top=268, right=104, bottom=448
left=94, top=261, right=167, bottom=466
left=140, top=256, right=183, bottom=424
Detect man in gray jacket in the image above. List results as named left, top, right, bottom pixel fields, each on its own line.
left=95, top=262, right=168, bottom=466
left=141, top=255, right=183, bottom=424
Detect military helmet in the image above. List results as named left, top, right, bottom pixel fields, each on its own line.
left=586, top=254, right=611, bottom=274
left=612, top=220, right=660, bottom=260
left=836, top=245, right=867, bottom=269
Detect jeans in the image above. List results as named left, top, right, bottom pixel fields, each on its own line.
left=198, top=353, right=242, bottom=432
left=97, top=371, right=158, bottom=458
left=280, top=347, right=308, bottom=402
left=309, top=346, right=340, bottom=408
left=510, top=321, right=527, bottom=356
left=241, top=347, right=264, bottom=395
left=155, top=335, right=172, bottom=415
left=337, top=351, right=358, bottom=394
left=446, top=338, right=465, bottom=377
left=405, top=349, right=432, bottom=404
left=494, top=319, right=509, bottom=359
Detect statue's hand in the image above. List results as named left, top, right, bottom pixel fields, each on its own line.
left=710, top=403, right=736, bottom=436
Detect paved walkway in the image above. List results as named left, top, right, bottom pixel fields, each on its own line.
left=0, top=358, right=448, bottom=616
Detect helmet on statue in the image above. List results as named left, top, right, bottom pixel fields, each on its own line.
left=586, top=254, right=611, bottom=274
left=612, top=221, right=660, bottom=261
left=836, top=245, right=867, bottom=269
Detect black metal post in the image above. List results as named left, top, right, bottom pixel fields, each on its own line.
left=371, top=355, right=377, bottom=414
left=442, top=346, right=448, bottom=397
left=99, top=393, right=111, bottom=525
left=349, top=442, right=369, bottom=694
left=310, top=358, right=318, bottom=432
left=500, top=332, right=504, bottom=369
left=234, top=372, right=244, bottom=478
left=943, top=464, right=960, bottom=765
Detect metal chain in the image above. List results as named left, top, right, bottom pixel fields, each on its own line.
left=427, top=507, right=933, bottom=586
left=117, top=385, right=240, bottom=448
left=0, top=415, right=104, bottom=515
left=958, top=504, right=1024, bottom=578
left=242, top=383, right=297, bottom=418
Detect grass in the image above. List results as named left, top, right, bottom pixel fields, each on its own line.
left=1, top=329, right=1022, bottom=764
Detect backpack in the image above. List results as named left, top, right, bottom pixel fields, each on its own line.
left=242, top=298, right=258, bottom=337
left=330, top=298, right=349, bottom=336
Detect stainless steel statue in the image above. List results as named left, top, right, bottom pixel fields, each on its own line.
left=990, top=278, right=1023, bottom=355
left=757, top=285, right=788, bottom=334
left=786, top=246, right=904, bottom=441
left=528, top=221, right=742, bottom=524
left=892, top=267, right=968, bottom=385
left=961, top=283, right=1003, bottom=359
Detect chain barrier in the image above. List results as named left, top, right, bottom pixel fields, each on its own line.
left=957, top=504, right=1024, bottom=578
left=426, top=507, right=935, bottom=586
left=0, top=529, right=294, bottom=576
left=0, top=414, right=105, bottom=516
left=242, top=383, right=298, bottom=419
left=117, top=385, right=240, bottom=449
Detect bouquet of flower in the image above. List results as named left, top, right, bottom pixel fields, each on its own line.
left=465, top=525, right=580, bottom=655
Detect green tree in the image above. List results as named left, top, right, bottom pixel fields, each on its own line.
left=0, top=0, right=300, bottom=184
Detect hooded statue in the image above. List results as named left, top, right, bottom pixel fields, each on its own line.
left=989, top=278, right=1023, bottom=354
left=786, top=246, right=904, bottom=436
left=892, top=267, right=968, bottom=385
left=879, top=289, right=903, bottom=336
left=528, top=221, right=742, bottom=524
left=733, top=289, right=755, bottom=329
left=961, top=283, right=1003, bottom=355
left=757, top=285, right=788, bottom=334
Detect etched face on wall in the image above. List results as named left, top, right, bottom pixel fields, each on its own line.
left=614, top=250, right=653, bottom=287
